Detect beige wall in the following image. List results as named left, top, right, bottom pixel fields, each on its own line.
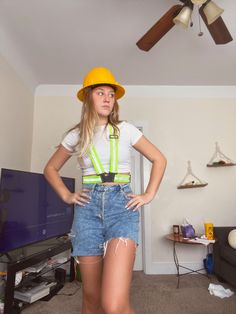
left=0, top=53, right=34, bottom=170
left=32, top=85, right=236, bottom=273
left=31, top=94, right=80, bottom=178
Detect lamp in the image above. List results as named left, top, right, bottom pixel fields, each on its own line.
left=172, top=0, right=231, bottom=44
left=202, top=0, right=224, bottom=24
left=191, top=0, right=207, bottom=4
left=173, top=2, right=194, bottom=28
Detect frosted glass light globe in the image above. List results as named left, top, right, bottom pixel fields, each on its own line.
left=191, top=0, right=207, bottom=4
left=228, top=229, right=236, bottom=249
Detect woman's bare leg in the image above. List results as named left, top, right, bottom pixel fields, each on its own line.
left=78, top=256, right=104, bottom=314
left=101, top=238, right=136, bottom=314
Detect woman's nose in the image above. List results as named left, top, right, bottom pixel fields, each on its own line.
left=103, top=94, right=110, bottom=102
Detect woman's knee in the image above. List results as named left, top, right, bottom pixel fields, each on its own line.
left=78, top=255, right=103, bottom=307
left=101, top=297, right=128, bottom=314
left=83, top=288, right=101, bottom=309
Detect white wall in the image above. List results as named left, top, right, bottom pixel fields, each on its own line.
left=0, top=53, right=34, bottom=170
left=32, top=85, right=236, bottom=274
left=30, top=92, right=80, bottom=178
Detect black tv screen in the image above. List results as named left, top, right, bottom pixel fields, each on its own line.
left=0, top=168, right=75, bottom=253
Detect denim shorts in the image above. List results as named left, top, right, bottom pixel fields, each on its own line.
left=70, top=183, right=140, bottom=256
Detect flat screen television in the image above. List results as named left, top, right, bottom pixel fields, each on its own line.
left=0, top=168, right=75, bottom=253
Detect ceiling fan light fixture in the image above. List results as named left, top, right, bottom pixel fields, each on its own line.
left=173, top=6, right=193, bottom=29
left=203, top=1, right=224, bottom=25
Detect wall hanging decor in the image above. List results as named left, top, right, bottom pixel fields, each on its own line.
left=207, top=142, right=236, bottom=167
left=177, top=160, right=208, bottom=189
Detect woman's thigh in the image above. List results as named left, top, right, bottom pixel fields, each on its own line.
left=77, top=256, right=103, bottom=299
left=101, top=238, right=136, bottom=308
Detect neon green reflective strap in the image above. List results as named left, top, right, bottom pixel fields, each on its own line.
left=88, top=145, right=105, bottom=174
left=88, top=124, right=118, bottom=175
left=83, top=175, right=102, bottom=184
left=114, top=174, right=130, bottom=182
left=109, top=124, right=118, bottom=173
left=82, top=173, right=130, bottom=184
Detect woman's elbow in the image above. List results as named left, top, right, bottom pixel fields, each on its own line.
left=156, top=152, right=167, bottom=170
left=161, top=155, right=167, bottom=170
left=163, top=154, right=167, bottom=166
left=43, top=163, right=54, bottom=179
left=43, top=165, right=49, bottom=179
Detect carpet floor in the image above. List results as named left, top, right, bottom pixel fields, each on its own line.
left=21, top=272, right=236, bottom=314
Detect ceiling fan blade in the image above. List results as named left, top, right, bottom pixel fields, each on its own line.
left=199, top=7, right=233, bottom=44
left=136, top=5, right=183, bottom=51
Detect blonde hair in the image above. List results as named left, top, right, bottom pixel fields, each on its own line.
left=67, top=86, right=121, bottom=157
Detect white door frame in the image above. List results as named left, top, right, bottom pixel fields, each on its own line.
left=132, top=121, right=152, bottom=274
left=131, top=145, right=143, bottom=270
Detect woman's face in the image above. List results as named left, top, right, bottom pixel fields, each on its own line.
left=92, top=85, right=115, bottom=122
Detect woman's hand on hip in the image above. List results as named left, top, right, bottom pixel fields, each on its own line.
left=63, top=189, right=91, bottom=206
left=125, top=192, right=153, bottom=211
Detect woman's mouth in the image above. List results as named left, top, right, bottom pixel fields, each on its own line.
left=102, top=106, right=111, bottom=110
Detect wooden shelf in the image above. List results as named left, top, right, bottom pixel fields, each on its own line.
left=177, top=161, right=208, bottom=190
left=207, top=143, right=235, bottom=168
left=207, top=163, right=236, bottom=167
left=177, top=183, right=208, bottom=189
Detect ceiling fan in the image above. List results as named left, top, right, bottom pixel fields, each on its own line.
left=136, top=0, right=233, bottom=51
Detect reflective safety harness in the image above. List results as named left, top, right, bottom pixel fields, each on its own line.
left=82, top=124, right=131, bottom=184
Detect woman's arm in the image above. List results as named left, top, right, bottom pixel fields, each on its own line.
left=44, top=145, right=90, bottom=205
left=126, top=135, right=167, bottom=210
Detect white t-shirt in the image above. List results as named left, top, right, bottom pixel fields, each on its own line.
left=61, top=121, right=143, bottom=175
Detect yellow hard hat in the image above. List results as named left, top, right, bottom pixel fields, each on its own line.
left=77, top=67, right=125, bottom=102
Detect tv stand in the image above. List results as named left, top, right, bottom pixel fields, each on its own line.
left=1, top=239, right=74, bottom=314
left=2, top=252, right=13, bottom=262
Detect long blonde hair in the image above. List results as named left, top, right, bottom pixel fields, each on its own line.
left=67, top=86, right=121, bottom=157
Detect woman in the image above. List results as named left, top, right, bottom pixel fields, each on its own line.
left=44, top=67, right=167, bottom=314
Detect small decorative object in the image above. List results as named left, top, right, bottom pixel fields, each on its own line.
left=204, top=223, right=214, bottom=240
left=173, top=225, right=180, bottom=236
left=181, top=219, right=195, bottom=238
left=228, top=229, right=236, bottom=249
left=207, top=142, right=236, bottom=167
left=177, top=161, right=208, bottom=189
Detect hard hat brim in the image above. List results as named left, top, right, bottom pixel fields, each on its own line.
left=77, top=83, right=125, bottom=102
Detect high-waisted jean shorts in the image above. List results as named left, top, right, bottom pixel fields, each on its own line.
left=70, top=183, right=140, bottom=256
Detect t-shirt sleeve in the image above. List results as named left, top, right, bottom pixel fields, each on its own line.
left=61, top=129, right=79, bottom=152
left=126, top=122, right=143, bottom=145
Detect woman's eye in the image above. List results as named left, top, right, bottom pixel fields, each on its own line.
left=96, top=91, right=115, bottom=98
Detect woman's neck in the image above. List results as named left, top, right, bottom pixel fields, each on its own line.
left=97, top=117, right=108, bottom=126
